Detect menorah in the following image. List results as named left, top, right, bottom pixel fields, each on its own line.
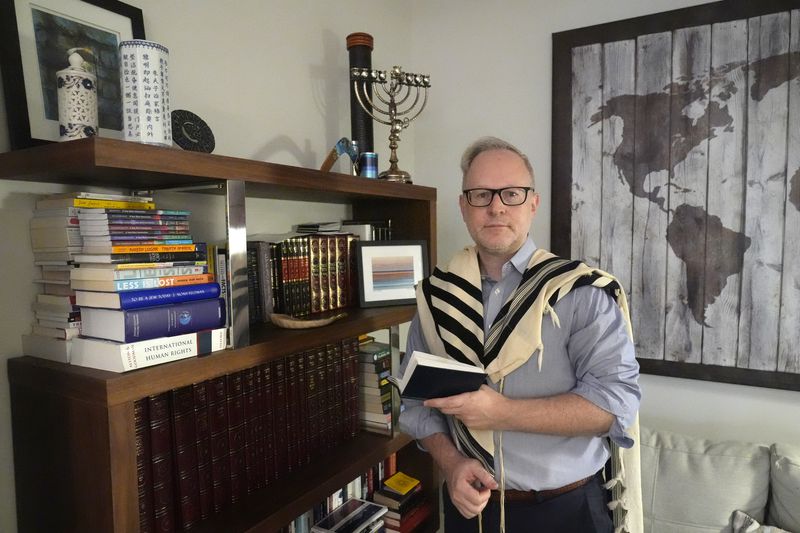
left=351, top=66, right=430, bottom=183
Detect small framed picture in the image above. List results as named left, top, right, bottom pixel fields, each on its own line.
left=0, top=0, right=145, bottom=149
left=356, top=241, right=428, bottom=307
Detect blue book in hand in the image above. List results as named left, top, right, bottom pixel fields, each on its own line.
left=390, top=351, right=487, bottom=400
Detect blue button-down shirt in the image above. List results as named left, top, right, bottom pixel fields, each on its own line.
left=398, top=238, right=641, bottom=490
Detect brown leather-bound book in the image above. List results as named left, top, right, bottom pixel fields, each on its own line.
left=226, top=371, right=246, bottom=503
left=269, top=242, right=283, bottom=313
left=298, top=236, right=311, bottom=316
left=314, top=344, right=332, bottom=452
left=192, top=382, right=213, bottom=521
left=319, top=235, right=330, bottom=311
left=242, top=366, right=264, bottom=493
left=327, top=235, right=338, bottom=310
left=304, top=350, right=320, bottom=461
left=206, top=376, right=230, bottom=513
left=271, top=357, right=289, bottom=480
left=148, top=392, right=176, bottom=532
left=134, top=399, right=155, bottom=533
left=323, top=343, right=339, bottom=445
left=285, top=353, right=300, bottom=471
left=246, top=242, right=263, bottom=323
left=260, top=362, right=275, bottom=483
left=309, top=235, right=322, bottom=313
left=170, top=385, right=201, bottom=529
left=330, top=343, right=346, bottom=444
left=343, top=337, right=360, bottom=438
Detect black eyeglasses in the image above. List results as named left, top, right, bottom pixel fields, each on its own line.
left=462, top=187, right=533, bottom=207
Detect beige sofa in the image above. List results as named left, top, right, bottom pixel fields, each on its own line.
left=640, top=426, right=800, bottom=533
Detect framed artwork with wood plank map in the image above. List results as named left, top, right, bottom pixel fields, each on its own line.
left=552, top=0, right=800, bottom=391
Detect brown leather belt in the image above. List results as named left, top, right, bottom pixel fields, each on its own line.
left=488, top=474, right=595, bottom=503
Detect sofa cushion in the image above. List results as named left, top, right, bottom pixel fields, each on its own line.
left=768, top=442, right=800, bottom=532
left=641, top=426, right=770, bottom=533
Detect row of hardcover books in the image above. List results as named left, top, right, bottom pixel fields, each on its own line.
left=243, top=233, right=359, bottom=322
left=135, top=338, right=361, bottom=532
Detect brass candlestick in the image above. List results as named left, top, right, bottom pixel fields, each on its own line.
left=351, top=66, right=430, bottom=183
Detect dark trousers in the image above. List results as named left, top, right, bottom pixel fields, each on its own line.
left=442, top=475, right=613, bottom=533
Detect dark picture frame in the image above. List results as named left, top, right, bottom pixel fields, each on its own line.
left=552, top=0, right=800, bottom=392
left=0, top=0, right=145, bottom=149
left=356, top=241, right=428, bottom=308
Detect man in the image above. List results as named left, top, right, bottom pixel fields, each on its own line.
left=398, top=136, right=641, bottom=532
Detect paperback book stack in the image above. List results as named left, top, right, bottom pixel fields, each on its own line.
left=22, top=192, right=159, bottom=363
left=373, top=472, right=432, bottom=533
left=358, top=341, right=393, bottom=435
left=67, top=200, right=227, bottom=372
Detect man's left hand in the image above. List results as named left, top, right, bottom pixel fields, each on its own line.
left=424, top=385, right=508, bottom=430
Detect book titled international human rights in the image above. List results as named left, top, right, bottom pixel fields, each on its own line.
left=389, top=350, right=487, bottom=400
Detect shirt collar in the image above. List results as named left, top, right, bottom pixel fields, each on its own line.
left=509, top=236, right=537, bottom=274
left=479, top=236, right=537, bottom=280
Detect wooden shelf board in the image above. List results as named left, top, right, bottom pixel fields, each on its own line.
left=8, top=306, right=416, bottom=406
left=0, top=138, right=435, bottom=203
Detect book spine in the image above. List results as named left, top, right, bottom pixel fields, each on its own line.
left=215, top=247, right=230, bottom=329
left=43, top=198, right=155, bottom=209
left=328, top=236, right=339, bottom=310
left=96, top=250, right=207, bottom=263
left=170, top=386, right=201, bottom=529
left=246, top=244, right=262, bottom=323
left=309, top=236, right=321, bottom=313
left=115, top=298, right=225, bottom=343
left=304, top=350, right=320, bottom=464
left=148, top=392, right=176, bottom=532
left=242, top=367, right=263, bottom=493
left=192, top=382, right=214, bottom=520
left=92, top=243, right=199, bottom=254
left=108, top=260, right=208, bottom=270
left=271, top=358, right=289, bottom=480
left=256, top=242, right=273, bottom=322
left=206, top=377, right=231, bottom=513
left=117, top=282, right=221, bottom=309
left=260, top=363, right=275, bottom=484
left=226, top=372, right=246, bottom=503
left=285, top=354, right=299, bottom=472
left=318, top=235, right=330, bottom=312
left=335, top=235, right=349, bottom=309
left=134, top=399, right=155, bottom=533
left=111, top=273, right=215, bottom=292
left=79, top=208, right=189, bottom=216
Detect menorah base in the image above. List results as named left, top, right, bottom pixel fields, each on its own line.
left=378, top=168, right=412, bottom=184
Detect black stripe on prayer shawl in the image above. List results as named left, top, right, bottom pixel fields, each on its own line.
left=487, top=256, right=566, bottom=329
left=426, top=281, right=483, bottom=330
left=555, top=274, right=621, bottom=305
left=421, top=278, right=482, bottom=366
left=453, top=418, right=495, bottom=474
left=432, top=267, right=483, bottom=302
left=482, top=259, right=583, bottom=366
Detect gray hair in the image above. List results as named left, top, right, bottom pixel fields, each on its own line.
left=460, top=136, right=535, bottom=189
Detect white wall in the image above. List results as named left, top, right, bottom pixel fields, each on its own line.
left=1, top=1, right=798, bottom=531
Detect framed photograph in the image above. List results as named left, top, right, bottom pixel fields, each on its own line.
left=0, top=0, right=145, bottom=149
left=356, top=241, right=429, bottom=308
left=552, top=0, right=800, bottom=391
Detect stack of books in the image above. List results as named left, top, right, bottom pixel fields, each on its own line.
left=64, top=197, right=227, bottom=371
left=311, top=498, right=387, bottom=533
left=22, top=192, right=157, bottom=363
left=373, top=472, right=432, bottom=533
left=358, top=341, right=393, bottom=435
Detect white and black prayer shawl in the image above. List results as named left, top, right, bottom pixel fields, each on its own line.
left=416, top=246, right=644, bottom=533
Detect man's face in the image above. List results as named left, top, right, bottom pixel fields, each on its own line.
left=459, top=149, right=539, bottom=259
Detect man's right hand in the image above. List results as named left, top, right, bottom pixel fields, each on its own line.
left=443, top=455, right=498, bottom=518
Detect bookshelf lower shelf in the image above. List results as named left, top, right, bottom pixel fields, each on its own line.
left=193, top=431, right=414, bottom=532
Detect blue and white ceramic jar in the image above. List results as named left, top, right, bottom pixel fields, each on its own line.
left=119, top=39, right=172, bottom=146
left=57, top=48, right=98, bottom=141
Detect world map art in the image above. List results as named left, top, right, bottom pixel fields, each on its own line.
left=554, top=5, right=800, bottom=381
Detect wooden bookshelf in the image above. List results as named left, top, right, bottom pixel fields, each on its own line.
left=3, top=138, right=439, bottom=532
